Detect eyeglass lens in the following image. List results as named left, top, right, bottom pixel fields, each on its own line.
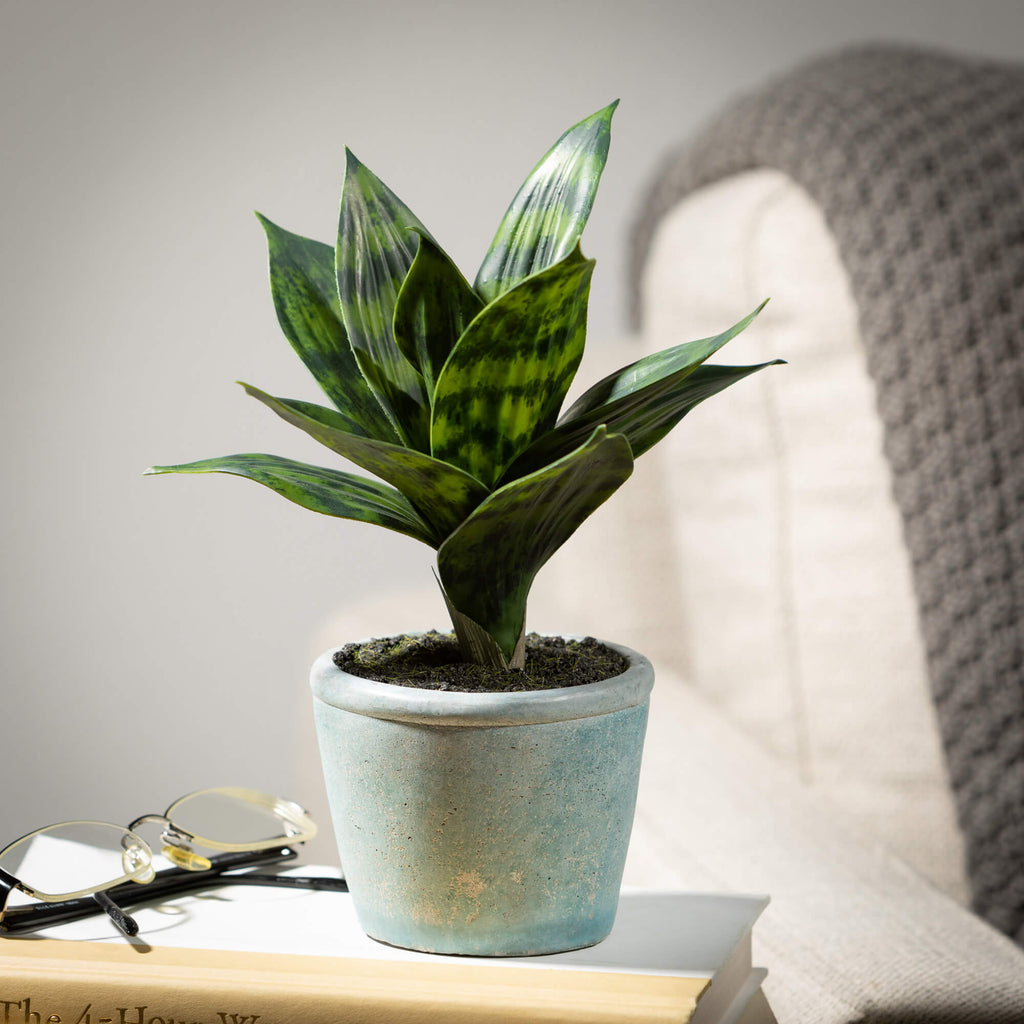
left=0, top=822, right=151, bottom=900
left=161, top=789, right=312, bottom=847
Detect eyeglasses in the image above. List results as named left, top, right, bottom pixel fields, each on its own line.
left=0, top=787, right=347, bottom=937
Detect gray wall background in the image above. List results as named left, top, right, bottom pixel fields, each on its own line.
left=3, top=1, right=1023, bottom=861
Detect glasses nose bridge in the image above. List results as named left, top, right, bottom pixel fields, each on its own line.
left=128, top=812, right=212, bottom=872
left=127, top=810, right=173, bottom=833
left=127, top=811, right=195, bottom=852
left=126, top=811, right=168, bottom=827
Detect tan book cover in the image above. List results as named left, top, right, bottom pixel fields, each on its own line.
left=1, top=870, right=769, bottom=1024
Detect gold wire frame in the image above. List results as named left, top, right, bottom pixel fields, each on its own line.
left=149, top=786, right=318, bottom=851
left=0, top=821, right=153, bottom=901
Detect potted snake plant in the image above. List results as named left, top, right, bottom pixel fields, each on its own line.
left=147, top=101, right=778, bottom=955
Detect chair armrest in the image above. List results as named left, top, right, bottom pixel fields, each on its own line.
left=627, top=672, right=1024, bottom=1023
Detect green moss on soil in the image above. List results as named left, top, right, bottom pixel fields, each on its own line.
left=331, top=632, right=628, bottom=693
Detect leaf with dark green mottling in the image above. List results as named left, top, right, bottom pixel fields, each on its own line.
left=510, top=362, right=783, bottom=480
left=564, top=302, right=767, bottom=422
left=144, top=454, right=435, bottom=545
left=256, top=214, right=398, bottom=443
left=505, top=304, right=778, bottom=478
left=336, top=150, right=431, bottom=450
left=437, top=426, right=633, bottom=662
left=392, top=232, right=483, bottom=400
left=431, top=244, right=594, bottom=489
left=240, top=383, right=488, bottom=543
left=474, top=101, right=616, bottom=302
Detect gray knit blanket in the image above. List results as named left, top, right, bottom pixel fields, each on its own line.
left=628, top=45, right=1024, bottom=945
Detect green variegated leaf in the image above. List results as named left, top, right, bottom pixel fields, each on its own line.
left=144, top=454, right=435, bottom=546
left=474, top=101, right=616, bottom=302
left=437, top=426, right=633, bottom=662
left=256, top=214, right=398, bottom=443
left=336, top=150, right=431, bottom=450
left=503, top=303, right=774, bottom=479
left=431, top=244, right=594, bottom=489
left=393, top=232, right=483, bottom=400
left=240, top=383, right=488, bottom=543
left=564, top=301, right=768, bottom=421
left=508, top=360, right=783, bottom=481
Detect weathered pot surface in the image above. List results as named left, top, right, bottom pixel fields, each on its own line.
left=310, top=636, right=654, bottom=956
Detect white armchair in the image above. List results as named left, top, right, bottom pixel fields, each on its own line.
left=619, top=42, right=1024, bottom=1022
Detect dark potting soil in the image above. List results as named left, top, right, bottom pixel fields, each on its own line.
left=331, top=632, right=628, bottom=694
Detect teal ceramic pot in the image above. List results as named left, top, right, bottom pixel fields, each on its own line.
left=309, top=637, right=653, bottom=956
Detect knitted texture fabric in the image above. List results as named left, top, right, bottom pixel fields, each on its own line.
left=628, top=45, right=1024, bottom=945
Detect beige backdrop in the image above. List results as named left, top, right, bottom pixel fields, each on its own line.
left=2, top=0, right=1023, bottom=862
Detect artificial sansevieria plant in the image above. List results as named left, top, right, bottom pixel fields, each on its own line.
left=147, top=101, right=778, bottom=670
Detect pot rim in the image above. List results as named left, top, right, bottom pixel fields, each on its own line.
left=310, top=635, right=653, bottom=726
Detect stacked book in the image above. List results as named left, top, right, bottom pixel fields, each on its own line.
left=1, top=866, right=773, bottom=1023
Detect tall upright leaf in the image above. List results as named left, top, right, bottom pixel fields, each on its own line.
left=437, top=426, right=634, bottom=665
left=392, top=232, right=483, bottom=401
left=474, top=101, right=616, bottom=302
left=431, top=245, right=594, bottom=488
left=256, top=215, right=398, bottom=443
left=336, top=150, right=431, bottom=450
